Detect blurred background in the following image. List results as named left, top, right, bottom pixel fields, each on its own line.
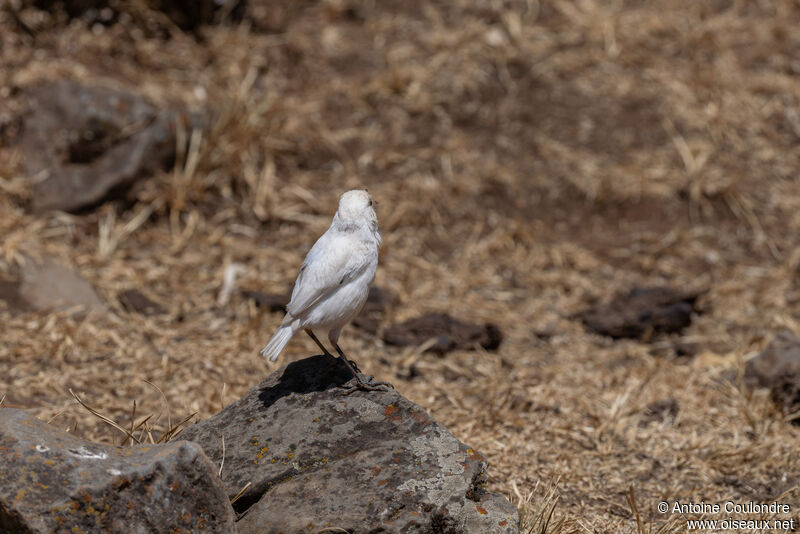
left=1, top=0, right=800, bottom=530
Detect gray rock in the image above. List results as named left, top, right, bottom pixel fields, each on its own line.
left=180, top=355, right=519, bottom=533
left=14, top=80, right=199, bottom=212
left=0, top=256, right=104, bottom=313
left=745, top=330, right=800, bottom=416
left=0, top=408, right=237, bottom=533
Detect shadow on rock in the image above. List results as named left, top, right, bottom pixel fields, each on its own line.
left=257, top=354, right=356, bottom=410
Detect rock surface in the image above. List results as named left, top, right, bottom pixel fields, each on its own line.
left=180, top=355, right=519, bottom=533
left=383, top=313, right=503, bottom=354
left=579, top=287, right=701, bottom=340
left=0, top=408, right=236, bottom=533
left=15, top=80, right=198, bottom=212
left=745, top=330, right=800, bottom=417
left=0, top=256, right=104, bottom=313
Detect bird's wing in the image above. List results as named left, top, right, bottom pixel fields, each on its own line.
left=285, top=231, right=369, bottom=319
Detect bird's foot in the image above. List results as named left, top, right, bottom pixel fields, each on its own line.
left=339, top=375, right=394, bottom=396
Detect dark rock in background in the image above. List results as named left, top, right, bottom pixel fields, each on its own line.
left=241, top=289, right=290, bottom=313
left=745, top=331, right=800, bottom=419
left=28, top=0, right=248, bottom=32
left=118, top=288, right=166, bottom=315
left=180, top=355, right=518, bottom=533
left=13, top=80, right=199, bottom=212
left=351, top=285, right=397, bottom=336
left=580, top=287, right=701, bottom=340
left=18, top=0, right=308, bottom=37
left=383, top=313, right=503, bottom=354
left=143, top=0, right=246, bottom=30
left=0, top=408, right=236, bottom=533
left=0, top=256, right=104, bottom=313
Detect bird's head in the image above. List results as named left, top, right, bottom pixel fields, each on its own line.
left=336, top=189, right=377, bottom=226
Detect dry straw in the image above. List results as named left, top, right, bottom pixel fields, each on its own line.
left=2, top=0, right=800, bottom=530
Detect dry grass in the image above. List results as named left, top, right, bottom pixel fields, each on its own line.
left=2, top=0, right=800, bottom=531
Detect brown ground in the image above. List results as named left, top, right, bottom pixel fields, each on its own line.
left=2, top=1, right=800, bottom=532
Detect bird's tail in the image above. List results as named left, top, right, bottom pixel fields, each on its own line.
left=260, top=326, right=294, bottom=362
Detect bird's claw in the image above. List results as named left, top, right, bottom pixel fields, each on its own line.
left=340, top=375, right=394, bottom=396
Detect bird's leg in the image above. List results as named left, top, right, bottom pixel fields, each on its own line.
left=305, top=329, right=335, bottom=360
left=332, top=342, right=393, bottom=395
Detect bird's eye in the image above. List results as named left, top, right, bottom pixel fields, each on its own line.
left=368, top=200, right=373, bottom=206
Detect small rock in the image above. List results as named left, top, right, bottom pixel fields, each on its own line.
left=0, top=408, right=237, bottom=533
left=0, top=256, right=104, bottom=313
left=383, top=313, right=503, bottom=354
left=118, top=288, right=167, bottom=315
left=14, top=80, right=201, bottom=212
left=180, top=355, right=518, bottom=533
left=532, top=324, right=558, bottom=340
left=745, top=331, right=800, bottom=417
left=580, top=287, right=701, bottom=340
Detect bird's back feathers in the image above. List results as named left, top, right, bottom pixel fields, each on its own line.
left=286, top=226, right=378, bottom=320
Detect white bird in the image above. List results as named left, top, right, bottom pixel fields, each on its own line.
left=260, top=189, right=391, bottom=393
